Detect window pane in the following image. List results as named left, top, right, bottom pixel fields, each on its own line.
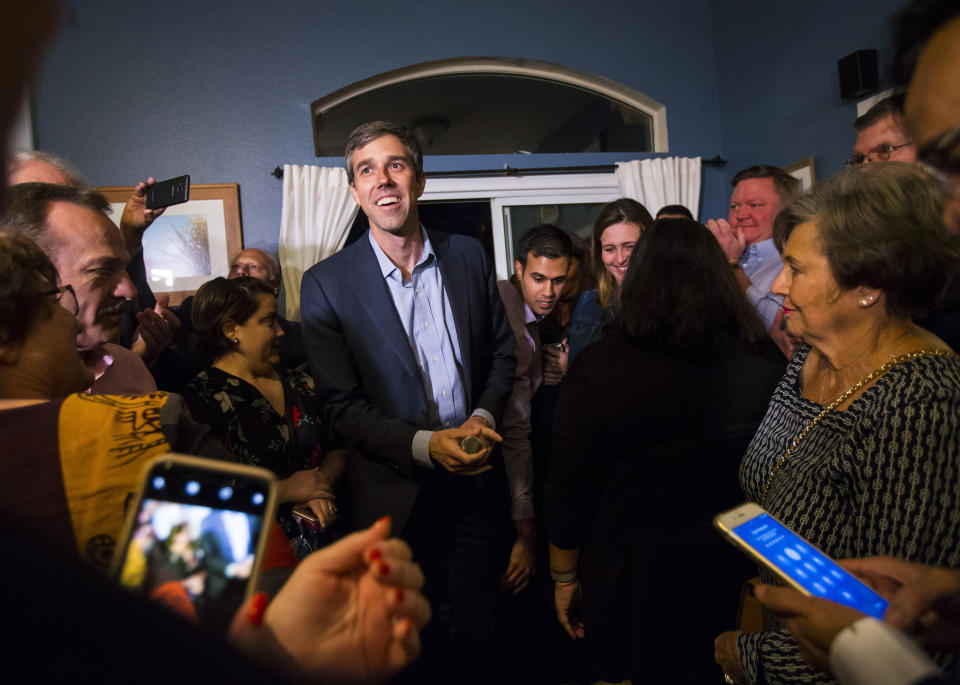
left=504, top=203, right=604, bottom=265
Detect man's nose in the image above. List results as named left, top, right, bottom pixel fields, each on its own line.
left=115, top=271, right=138, bottom=300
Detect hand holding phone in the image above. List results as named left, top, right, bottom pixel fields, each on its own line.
left=714, top=503, right=888, bottom=619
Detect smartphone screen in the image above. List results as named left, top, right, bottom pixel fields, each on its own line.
left=732, top=512, right=888, bottom=619
left=115, top=456, right=274, bottom=634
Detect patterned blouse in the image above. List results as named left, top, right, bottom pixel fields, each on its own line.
left=737, top=346, right=960, bottom=685
left=182, top=367, right=340, bottom=548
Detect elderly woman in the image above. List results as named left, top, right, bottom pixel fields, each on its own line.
left=546, top=219, right=786, bottom=684
left=567, top=198, right=653, bottom=364
left=715, top=163, right=960, bottom=685
left=182, top=277, right=345, bottom=554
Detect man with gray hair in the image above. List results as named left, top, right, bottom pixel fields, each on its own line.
left=3, top=182, right=156, bottom=393
left=7, top=150, right=178, bottom=363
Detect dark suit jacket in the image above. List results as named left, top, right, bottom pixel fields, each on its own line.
left=300, top=229, right=516, bottom=531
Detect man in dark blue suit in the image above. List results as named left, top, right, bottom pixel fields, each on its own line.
left=300, top=121, right=516, bottom=682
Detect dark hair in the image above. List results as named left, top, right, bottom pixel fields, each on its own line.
left=344, top=121, right=424, bottom=184
left=655, top=204, right=694, bottom=220
left=191, top=277, right=276, bottom=359
left=3, top=183, right=111, bottom=259
left=889, top=0, right=960, bottom=88
left=569, top=232, right=596, bottom=293
left=619, top=219, right=766, bottom=351
left=773, top=163, right=958, bottom=319
left=0, top=231, right=59, bottom=347
left=854, top=94, right=907, bottom=132
left=516, top=224, right=573, bottom=268
left=731, top=165, right=800, bottom=207
left=592, top=198, right=654, bottom=308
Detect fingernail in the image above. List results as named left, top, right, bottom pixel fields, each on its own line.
left=247, top=592, right=268, bottom=626
left=376, top=515, right=392, bottom=529
left=369, top=548, right=382, bottom=561
left=393, top=587, right=404, bottom=603
left=379, top=561, right=391, bottom=575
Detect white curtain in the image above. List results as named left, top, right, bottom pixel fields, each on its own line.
left=278, top=165, right=358, bottom=320
left=615, top=157, right=702, bottom=220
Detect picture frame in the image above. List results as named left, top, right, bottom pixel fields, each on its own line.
left=784, top=157, right=816, bottom=192
left=97, top=183, right=242, bottom=306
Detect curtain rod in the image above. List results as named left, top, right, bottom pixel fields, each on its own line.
left=270, top=155, right=726, bottom=179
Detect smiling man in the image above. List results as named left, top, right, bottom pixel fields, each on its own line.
left=300, top=121, right=516, bottom=683
left=4, top=182, right=156, bottom=394
left=707, top=165, right=800, bottom=357
left=496, top=224, right=572, bottom=597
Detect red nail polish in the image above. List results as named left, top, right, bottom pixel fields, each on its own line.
left=379, top=561, right=391, bottom=575
left=376, top=515, right=392, bottom=528
left=394, top=588, right=404, bottom=603
left=247, top=592, right=268, bottom=626
left=369, top=548, right=382, bottom=561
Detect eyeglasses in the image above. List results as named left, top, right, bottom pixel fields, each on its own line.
left=845, top=142, right=914, bottom=167
left=916, top=123, right=960, bottom=196
left=39, top=284, right=79, bottom=315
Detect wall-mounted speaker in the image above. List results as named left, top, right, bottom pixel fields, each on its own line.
left=838, top=50, right=879, bottom=100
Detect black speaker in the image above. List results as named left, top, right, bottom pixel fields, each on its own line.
left=838, top=50, right=879, bottom=99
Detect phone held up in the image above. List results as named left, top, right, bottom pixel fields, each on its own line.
left=112, top=454, right=277, bottom=635
left=146, top=175, right=190, bottom=210
left=714, top=502, right=888, bottom=620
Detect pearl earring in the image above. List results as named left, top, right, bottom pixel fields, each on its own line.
left=232, top=337, right=240, bottom=344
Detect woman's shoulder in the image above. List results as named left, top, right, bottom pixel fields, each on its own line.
left=885, top=350, right=960, bottom=402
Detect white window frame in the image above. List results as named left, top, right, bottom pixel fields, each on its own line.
left=422, top=173, right=620, bottom=279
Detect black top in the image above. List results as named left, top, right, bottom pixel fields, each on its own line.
left=544, top=330, right=785, bottom=683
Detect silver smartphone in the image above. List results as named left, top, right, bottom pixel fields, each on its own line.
left=112, top=454, right=277, bottom=634
left=714, top=502, right=888, bottom=619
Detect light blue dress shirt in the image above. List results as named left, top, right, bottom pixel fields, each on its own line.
left=739, top=238, right=784, bottom=330
left=368, top=229, right=494, bottom=467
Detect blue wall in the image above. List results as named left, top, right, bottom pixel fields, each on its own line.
left=712, top=0, right=907, bottom=200
left=31, top=0, right=904, bottom=252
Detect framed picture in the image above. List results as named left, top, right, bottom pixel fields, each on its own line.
left=784, top=157, right=816, bottom=192
left=98, top=183, right=242, bottom=306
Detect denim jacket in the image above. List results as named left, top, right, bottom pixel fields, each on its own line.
left=568, top=289, right=615, bottom=366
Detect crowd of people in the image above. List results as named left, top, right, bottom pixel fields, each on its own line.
left=2, top=0, right=960, bottom=683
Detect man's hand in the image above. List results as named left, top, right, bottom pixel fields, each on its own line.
left=131, top=293, right=180, bottom=361
left=714, top=630, right=747, bottom=683
left=303, top=497, right=338, bottom=529
left=769, top=309, right=800, bottom=359
left=706, top=218, right=747, bottom=263
left=501, top=518, right=535, bottom=595
left=554, top=579, right=584, bottom=639
left=428, top=419, right=502, bottom=475
left=230, top=517, right=430, bottom=684
left=119, top=177, right=165, bottom=254
left=542, top=341, right=568, bottom=386
left=754, top=584, right=864, bottom=673
left=842, top=557, right=960, bottom=646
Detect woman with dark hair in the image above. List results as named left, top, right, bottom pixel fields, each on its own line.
left=567, top=198, right=654, bottom=364
left=182, top=277, right=345, bottom=554
left=714, top=163, right=960, bottom=685
left=545, top=218, right=786, bottom=684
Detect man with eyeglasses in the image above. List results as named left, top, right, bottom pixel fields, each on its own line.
left=848, top=94, right=917, bottom=167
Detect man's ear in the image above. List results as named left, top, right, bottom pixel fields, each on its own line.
left=514, top=259, right=524, bottom=281
left=348, top=182, right=360, bottom=206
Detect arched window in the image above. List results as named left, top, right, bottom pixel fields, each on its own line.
left=312, top=57, right=668, bottom=156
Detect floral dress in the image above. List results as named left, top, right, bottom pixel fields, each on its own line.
left=182, top=367, right=341, bottom=552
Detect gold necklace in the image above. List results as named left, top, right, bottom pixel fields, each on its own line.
left=760, top=349, right=956, bottom=506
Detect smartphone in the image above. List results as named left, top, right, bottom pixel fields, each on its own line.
left=714, top=502, right=888, bottom=619
left=146, top=174, right=190, bottom=210
left=112, top=454, right=277, bottom=634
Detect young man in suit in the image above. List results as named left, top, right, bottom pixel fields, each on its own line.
left=300, top=121, right=516, bottom=682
